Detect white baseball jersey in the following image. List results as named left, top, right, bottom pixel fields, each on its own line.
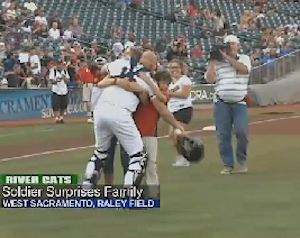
left=96, top=57, right=154, bottom=113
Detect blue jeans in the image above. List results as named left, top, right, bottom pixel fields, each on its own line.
left=214, top=101, right=249, bottom=168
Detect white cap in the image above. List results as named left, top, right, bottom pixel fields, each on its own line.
left=224, top=35, right=240, bottom=44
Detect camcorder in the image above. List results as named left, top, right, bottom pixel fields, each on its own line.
left=209, top=43, right=231, bottom=61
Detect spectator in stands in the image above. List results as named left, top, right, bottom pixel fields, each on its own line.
left=69, top=17, right=82, bottom=38
left=187, top=0, right=199, bottom=26
left=154, top=33, right=169, bottom=59
left=24, top=0, right=37, bottom=13
left=240, top=10, right=253, bottom=30
left=35, top=10, right=47, bottom=26
left=166, top=36, right=188, bottom=61
left=1, top=0, right=11, bottom=11
left=36, top=23, right=48, bottom=38
left=63, top=24, right=73, bottom=40
left=3, top=51, right=19, bottom=87
left=280, top=42, right=294, bottom=56
left=142, top=37, right=152, bottom=50
left=112, top=25, right=124, bottom=42
left=4, top=26, right=21, bottom=51
left=29, top=48, right=41, bottom=86
left=190, top=43, right=204, bottom=59
left=129, top=0, right=142, bottom=9
left=213, top=10, right=226, bottom=34
left=124, top=32, right=136, bottom=52
left=112, top=41, right=124, bottom=59
left=250, top=48, right=262, bottom=66
left=5, top=1, right=16, bottom=21
left=49, top=13, right=63, bottom=31
left=0, top=42, right=6, bottom=62
left=48, top=22, right=61, bottom=40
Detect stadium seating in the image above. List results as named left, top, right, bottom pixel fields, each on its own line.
left=13, top=0, right=300, bottom=82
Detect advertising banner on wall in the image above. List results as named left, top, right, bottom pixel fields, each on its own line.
left=0, top=89, right=86, bottom=121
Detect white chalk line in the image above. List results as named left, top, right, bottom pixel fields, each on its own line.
left=1, top=115, right=300, bottom=163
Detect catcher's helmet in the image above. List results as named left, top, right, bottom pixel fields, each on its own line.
left=177, top=136, right=205, bottom=163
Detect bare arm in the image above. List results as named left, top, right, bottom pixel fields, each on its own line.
left=97, top=76, right=146, bottom=94
left=151, top=97, right=184, bottom=131
left=205, top=61, right=217, bottom=83
left=139, top=72, right=167, bottom=102
left=169, top=85, right=191, bottom=99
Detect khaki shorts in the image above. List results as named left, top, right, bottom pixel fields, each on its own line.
left=82, top=83, right=93, bottom=102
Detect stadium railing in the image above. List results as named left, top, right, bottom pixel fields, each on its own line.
left=250, top=49, right=300, bottom=84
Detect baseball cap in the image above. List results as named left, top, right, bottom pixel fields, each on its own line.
left=224, top=35, right=240, bottom=44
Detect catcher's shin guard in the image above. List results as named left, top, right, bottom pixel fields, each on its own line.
left=83, top=149, right=108, bottom=188
left=124, top=151, right=147, bottom=186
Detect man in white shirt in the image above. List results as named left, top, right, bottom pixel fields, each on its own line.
left=48, top=22, right=60, bottom=40
left=49, top=60, right=70, bottom=123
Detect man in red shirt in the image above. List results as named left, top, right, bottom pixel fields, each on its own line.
left=78, top=56, right=95, bottom=123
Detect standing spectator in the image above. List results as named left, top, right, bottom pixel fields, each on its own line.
left=49, top=60, right=70, bottom=123
left=205, top=35, right=251, bottom=175
left=29, top=48, right=41, bottom=86
left=167, top=59, right=193, bottom=167
left=48, top=22, right=61, bottom=40
left=3, top=51, right=19, bottom=87
left=77, top=56, right=95, bottom=123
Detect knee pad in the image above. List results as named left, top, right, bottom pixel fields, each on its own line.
left=124, top=151, right=148, bottom=186
left=84, top=149, right=108, bottom=186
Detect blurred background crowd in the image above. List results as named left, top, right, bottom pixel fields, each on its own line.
left=0, top=0, right=299, bottom=88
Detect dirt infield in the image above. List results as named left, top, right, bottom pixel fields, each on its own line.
left=0, top=104, right=300, bottom=160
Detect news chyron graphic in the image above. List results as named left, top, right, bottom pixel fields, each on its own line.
left=0, top=174, right=160, bottom=209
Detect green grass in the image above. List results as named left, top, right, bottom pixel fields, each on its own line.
left=1, top=133, right=300, bottom=238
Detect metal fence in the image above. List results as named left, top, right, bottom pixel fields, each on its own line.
left=250, top=49, right=300, bottom=84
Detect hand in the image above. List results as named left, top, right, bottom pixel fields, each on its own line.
left=174, top=123, right=185, bottom=135
left=220, top=50, right=230, bottom=60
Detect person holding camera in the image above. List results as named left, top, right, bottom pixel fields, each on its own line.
left=205, top=35, right=251, bottom=175
left=49, top=59, right=70, bottom=123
